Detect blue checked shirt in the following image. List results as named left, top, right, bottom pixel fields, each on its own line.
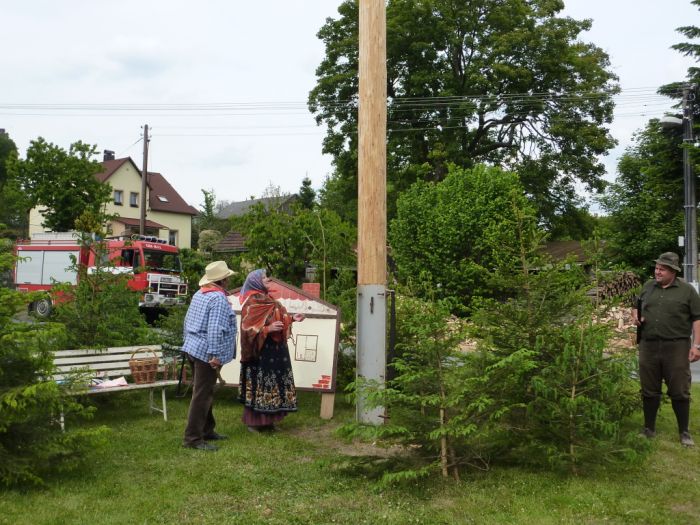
left=182, top=290, right=237, bottom=364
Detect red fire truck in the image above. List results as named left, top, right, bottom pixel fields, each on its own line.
left=14, top=232, right=188, bottom=317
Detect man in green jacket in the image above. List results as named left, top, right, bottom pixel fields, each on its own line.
left=633, top=252, right=700, bottom=447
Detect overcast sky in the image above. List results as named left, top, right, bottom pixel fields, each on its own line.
left=0, top=1, right=698, bottom=210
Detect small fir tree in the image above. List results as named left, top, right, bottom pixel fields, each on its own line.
left=0, top=236, right=107, bottom=487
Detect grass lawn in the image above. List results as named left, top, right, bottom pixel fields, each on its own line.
left=1, top=385, right=699, bottom=525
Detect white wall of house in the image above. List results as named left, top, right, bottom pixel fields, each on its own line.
left=149, top=210, right=192, bottom=248
left=28, top=161, right=193, bottom=249
left=103, top=162, right=144, bottom=222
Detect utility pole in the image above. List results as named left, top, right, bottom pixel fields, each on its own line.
left=681, top=86, right=698, bottom=288
left=356, top=0, right=387, bottom=424
left=140, top=124, right=149, bottom=236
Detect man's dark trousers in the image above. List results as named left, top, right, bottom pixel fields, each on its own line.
left=183, top=357, right=217, bottom=446
left=639, top=338, right=692, bottom=432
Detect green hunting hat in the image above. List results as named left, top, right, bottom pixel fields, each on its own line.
left=654, top=252, right=681, bottom=272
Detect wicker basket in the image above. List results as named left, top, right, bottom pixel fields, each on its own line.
left=128, top=349, right=159, bottom=384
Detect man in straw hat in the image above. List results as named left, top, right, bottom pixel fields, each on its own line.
left=633, top=252, right=700, bottom=447
left=182, top=261, right=237, bottom=451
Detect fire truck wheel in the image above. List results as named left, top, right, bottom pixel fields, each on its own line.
left=33, top=298, right=53, bottom=318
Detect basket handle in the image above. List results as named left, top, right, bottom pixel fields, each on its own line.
left=130, top=348, right=159, bottom=360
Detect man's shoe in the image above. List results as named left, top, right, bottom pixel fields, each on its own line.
left=183, top=442, right=218, bottom=451
left=640, top=427, right=656, bottom=439
left=203, top=432, right=229, bottom=441
left=680, top=431, right=695, bottom=447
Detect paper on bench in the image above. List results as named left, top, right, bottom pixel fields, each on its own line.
left=93, top=377, right=128, bottom=389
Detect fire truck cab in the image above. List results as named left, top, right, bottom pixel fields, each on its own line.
left=14, top=232, right=188, bottom=317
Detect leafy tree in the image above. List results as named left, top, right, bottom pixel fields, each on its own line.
left=599, top=120, right=686, bottom=272
left=0, top=131, right=26, bottom=237
left=0, top=237, right=107, bottom=487
left=198, top=229, right=223, bottom=254
left=296, top=207, right=356, bottom=298
left=233, top=201, right=308, bottom=283
left=309, top=0, right=618, bottom=227
left=52, top=228, right=156, bottom=349
left=177, top=248, right=210, bottom=299
left=232, top=202, right=356, bottom=287
left=194, top=188, right=228, bottom=237
left=7, top=138, right=111, bottom=232
left=389, top=164, right=535, bottom=314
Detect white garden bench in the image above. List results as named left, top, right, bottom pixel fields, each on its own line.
left=53, top=345, right=180, bottom=430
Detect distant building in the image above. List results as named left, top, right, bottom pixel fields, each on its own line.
left=28, top=152, right=198, bottom=248
left=216, top=195, right=299, bottom=219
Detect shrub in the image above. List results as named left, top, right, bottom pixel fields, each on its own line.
left=0, top=241, right=108, bottom=487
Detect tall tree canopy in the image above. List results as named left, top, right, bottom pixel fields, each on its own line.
left=0, top=131, right=25, bottom=236
left=309, top=0, right=618, bottom=228
left=658, top=0, right=700, bottom=104
left=389, top=164, right=536, bottom=313
left=600, top=121, right=686, bottom=272
left=8, top=138, right=111, bottom=232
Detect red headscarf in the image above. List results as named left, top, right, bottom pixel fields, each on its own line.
left=239, top=271, right=292, bottom=362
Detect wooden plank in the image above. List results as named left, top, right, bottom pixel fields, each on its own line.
left=54, top=352, right=163, bottom=365
left=68, top=380, right=179, bottom=395
left=320, top=392, right=335, bottom=420
left=54, top=345, right=162, bottom=357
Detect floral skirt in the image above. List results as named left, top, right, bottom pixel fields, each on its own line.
left=238, top=338, right=297, bottom=414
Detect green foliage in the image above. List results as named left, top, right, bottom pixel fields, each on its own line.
left=197, top=229, right=223, bottom=253
left=309, top=0, right=618, bottom=226
left=0, top=241, right=107, bottom=487
left=233, top=202, right=356, bottom=288
left=342, top=293, right=470, bottom=482
left=52, top=233, right=155, bottom=349
left=298, top=177, right=317, bottom=210
left=0, top=131, right=26, bottom=238
left=7, top=138, right=111, bottom=232
left=177, top=248, right=210, bottom=299
left=659, top=0, right=700, bottom=104
left=348, top=211, right=645, bottom=480
left=466, top=218, right=646, bottom=474
left=194, top=189, right=229, bottom=240
left=600, top=120, right=687, bottom=272
left=389, top=164, right=536, bottom=314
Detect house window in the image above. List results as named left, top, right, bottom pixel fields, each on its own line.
left=113, top=190, right=123, bottom=205
left=169, top=230, right=177, bottom=245
left=157, top=195, right=169, bottom=203
left=130, top=192, right=139, bottom=207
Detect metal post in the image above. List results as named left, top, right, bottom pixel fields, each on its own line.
left=356, top=0, right=387, bottom=424
left=682, top=86, right=697, bottom=288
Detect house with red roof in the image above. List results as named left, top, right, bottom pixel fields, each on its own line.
left=28, top=151, right=198, bottom=248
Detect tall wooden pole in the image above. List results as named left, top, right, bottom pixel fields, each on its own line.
left=356, top=0, right=387, bottom=424
left=140, top=124, right=149, bottom=236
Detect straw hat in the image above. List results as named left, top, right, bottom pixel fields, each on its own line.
left=199, top=260, right=235, bottom=286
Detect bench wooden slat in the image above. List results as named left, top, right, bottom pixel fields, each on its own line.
left=54, top=352, right=163, bottom=366
left=52, top=345, right=180, bottom=429
left=54, top=345, right=163, bottom=357
left=66, top=380, right=180, bottom=395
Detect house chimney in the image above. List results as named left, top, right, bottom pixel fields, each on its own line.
left=302, top=283, right=321, bottom=298
left=103, top=149, right=115, bottom=161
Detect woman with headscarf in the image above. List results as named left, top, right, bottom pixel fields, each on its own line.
left=238, top=269, right=305, bottom=431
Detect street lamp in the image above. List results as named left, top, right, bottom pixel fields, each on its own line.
left=660, top=84, right=697, bottom=290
